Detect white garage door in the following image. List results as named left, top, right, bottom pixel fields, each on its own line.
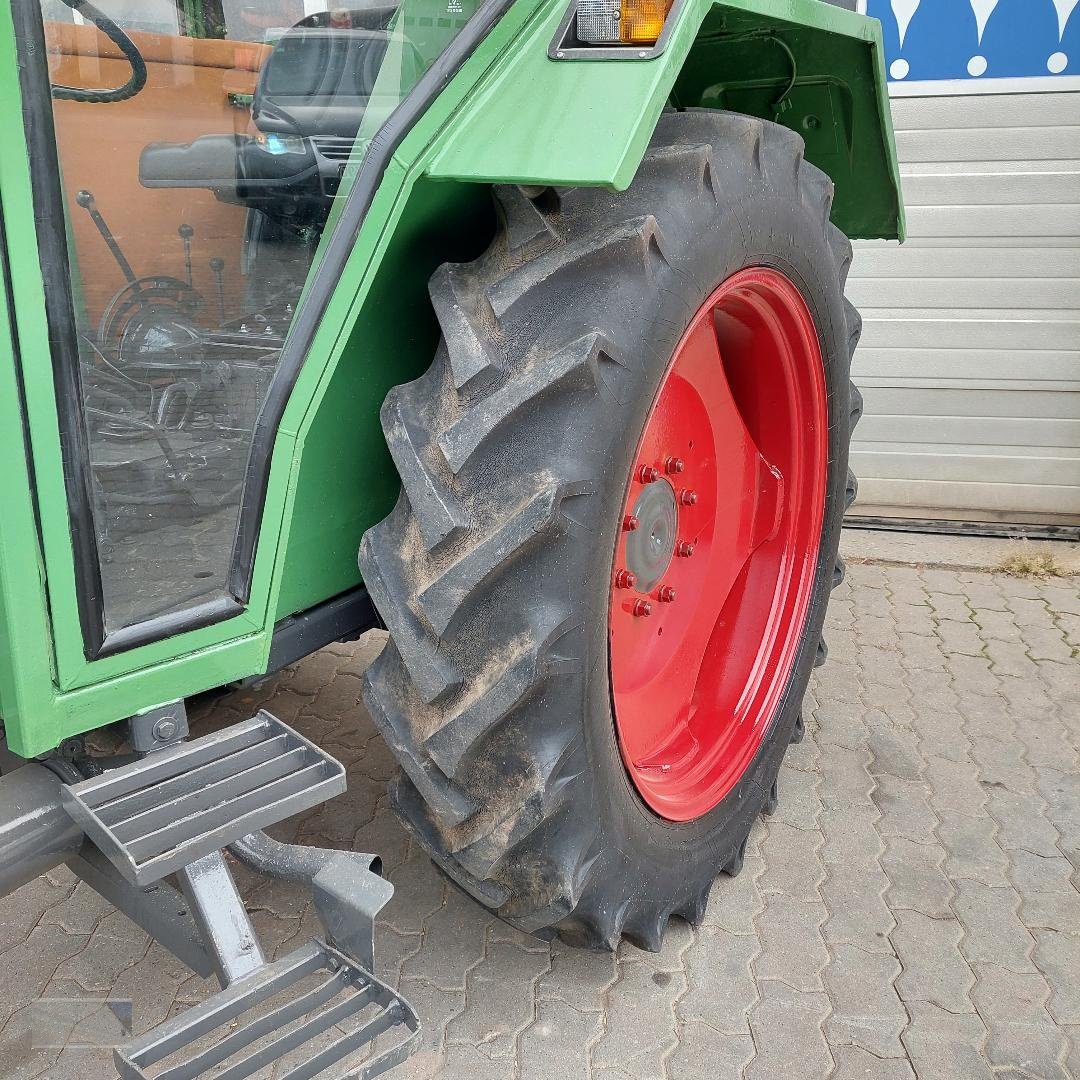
left=847, top=90, right=1080, bottom=528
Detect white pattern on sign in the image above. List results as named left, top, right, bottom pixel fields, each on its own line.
left=889, top=0, right=922, bottom=47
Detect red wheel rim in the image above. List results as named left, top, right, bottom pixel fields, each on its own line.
left=608, top=267, right=828, bottom=822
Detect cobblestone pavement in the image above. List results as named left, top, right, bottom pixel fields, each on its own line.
left=1, top=559, right=1078, bottom=1079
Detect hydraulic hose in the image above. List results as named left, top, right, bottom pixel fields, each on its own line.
left=51, top=0, right=147, bottom=103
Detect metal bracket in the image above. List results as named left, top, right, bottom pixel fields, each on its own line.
left=230, top=830, right=391, bottom=973
left=68, top=842, right=216, bottom=979
left=128, top=701, right=188, bottom=753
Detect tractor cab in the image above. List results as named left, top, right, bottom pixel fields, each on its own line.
left=26, top=0, right=446, bottom=641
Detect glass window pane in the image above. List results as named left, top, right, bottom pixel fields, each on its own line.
left=33, top=0, right=479, bottom=637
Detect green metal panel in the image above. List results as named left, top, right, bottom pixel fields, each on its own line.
left=0, top=0, right=900, bottom=756
left=427, top=0, right=903, bottom=240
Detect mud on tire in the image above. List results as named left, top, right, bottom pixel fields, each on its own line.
left=359, top=110, right=862, bottom=949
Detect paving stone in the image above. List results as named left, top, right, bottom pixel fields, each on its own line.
left=871, top=775, right=939, bottom=845
left=445, top=943, right=550, bottom=1058
left=441, top=1044, right=514, bottom=1080
left=892, top=909, right=976, bottom=1014
left=823, top=943, right=906, bottom=1059
left=901, top=1001, right=992, bottom=1080
left=1023, top=626, right=1075, bottom=663
left=864, top=720, right=925, bottom=784
left=745, top=980, right=832, bottom=1080
left=773, top=763, right=824, bottom=830
left=398, top=888, right=488, bottom=992
left=816, top=696, right=872, bottom=751
left=1011, top=850, right=1080, bottom=933
left=983, top=638, right=1033, bottom=677
left=590, top=960, right=683, bottom=1079
left=679, top=927, right=759, bottom=1035
left=934, top=618, right=985, bottom=658
left=701, top=851, right=765, bottom=936
left=1063, top=1025, right=1080, bottom=1080
left=758, top=821, right=826, bottom=901
left=858, top=647, right=910, bottom=692
left=819, top=746, right=876, bottom=811
left=520, top=998, right=602, bottom=1080
left=902, top=708, right=972, bottom=768
left=947, top=653, right=999, bottom=696
left=753, top=893, right=829, bottom=992
left=985, top=785, right=1062, bottom=857
left=385, top=976, right=465, bottom=1080
left=926, top=592, right=971, bottom=622
left=972, top=608, right=1023, bottom=643
left=663, top=1021, right=754, bottom=1080
left=936, top=810, right=1010, bottom=888
left=385, top=845, right=446, bottom=935
left=1032, top=929, right=1080, bottom=1025
left=828, top=1045, right=916, bottom=1079
left=882, top=837, right=953, bottom=920
left=821, top=863, right=895, bottom=956
left=0, top=875, right=76, bottom=954
left=970, top=964, right=1050, bottom=1025
left=897, top=630, right=947, bottom=672
left=954, top=880, right=1036, bottom=973
left=925, top=757, right=987, bottom=818
left=970, top=734, right=1036, bottom=796
left=537, top=942, right=617, bottom=1013
left=984, top=1022, right=1069, bottom=1079
left=0, top=925, right=90, bottom=1018
left=820, top=806, right=884, bottom=871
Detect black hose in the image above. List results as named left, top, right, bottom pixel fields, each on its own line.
left=51, top=0, right=147, bottom=103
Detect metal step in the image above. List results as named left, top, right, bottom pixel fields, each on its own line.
left=116, top=938, right=420, bottom=1080
left=61, top=712, right=345, bottom=886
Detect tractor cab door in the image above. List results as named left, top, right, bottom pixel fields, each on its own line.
left=3, top=0, right=424, bottom=676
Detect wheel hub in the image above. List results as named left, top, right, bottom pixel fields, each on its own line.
left=625, top=479, right=677, bottom=591
left=608, top=267, right=828, bottom=822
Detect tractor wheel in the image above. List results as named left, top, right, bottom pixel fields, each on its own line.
left=359, top=110, right=862, bottom=950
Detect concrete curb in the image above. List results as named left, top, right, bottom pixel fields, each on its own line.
left=840, top=527, right=1080, bottom=576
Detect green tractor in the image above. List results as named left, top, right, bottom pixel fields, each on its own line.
left=0, top=0, right=901, bottom=1073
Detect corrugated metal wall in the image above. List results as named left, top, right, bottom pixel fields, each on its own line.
left=847, top=91, right=1080, bottom=527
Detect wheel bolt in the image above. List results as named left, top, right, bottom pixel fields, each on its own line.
left=679, top=489, right=698, bottom=506
left=658, top=586, right=677, bottom=603
left=632, top=599, right=652, bottom=617
left=623, top=514, right=640, bottom=532
left=615, top=569, right=637, bottom=589
left=638, top=465, right=660, bottom=484
left=665, top=456, right=685, bottom=475
left=676, top=541, right=696, bottom=558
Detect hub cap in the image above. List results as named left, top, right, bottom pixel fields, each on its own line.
left=608, top=268, right=828, bottom=822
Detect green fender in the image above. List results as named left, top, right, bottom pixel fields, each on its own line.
left=427, top=0, right=904, bottom=241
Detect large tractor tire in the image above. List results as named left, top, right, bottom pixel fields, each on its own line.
left=359, top=110, right=862, bottom=950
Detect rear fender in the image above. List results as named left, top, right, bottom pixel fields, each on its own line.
left=427, top=0, right=904, bottom=240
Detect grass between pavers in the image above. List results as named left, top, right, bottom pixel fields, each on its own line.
left=997, top=542, right=1071, bottom=579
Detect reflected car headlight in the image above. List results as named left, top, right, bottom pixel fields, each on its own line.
left=256, top=132, right=308, bottom=155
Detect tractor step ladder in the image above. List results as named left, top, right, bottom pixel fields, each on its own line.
left=61, top=711, right=420, bottom=1080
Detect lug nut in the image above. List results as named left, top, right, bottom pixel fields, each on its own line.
left=623, top=514, right=640, bottom=532
left=665, top=456, right=685, bottom=475
left=615, top=569, right=637, bottom=589
left=658, top=586, right=677, bottom=603
left=679, top=489, right=698, bottom=506
left=676, top=541, right=696, bottom=558
left=638, top=465, right=660, bottom=484
left=632, top=599, right=653, bottom=617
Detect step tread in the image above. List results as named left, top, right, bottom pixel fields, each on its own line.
left=116, top=939, right=420, bottom=1080
left=62, top=712, right=346, bottom=886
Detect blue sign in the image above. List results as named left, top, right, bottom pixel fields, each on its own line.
left=863, top=0, right=1080, bottom=86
